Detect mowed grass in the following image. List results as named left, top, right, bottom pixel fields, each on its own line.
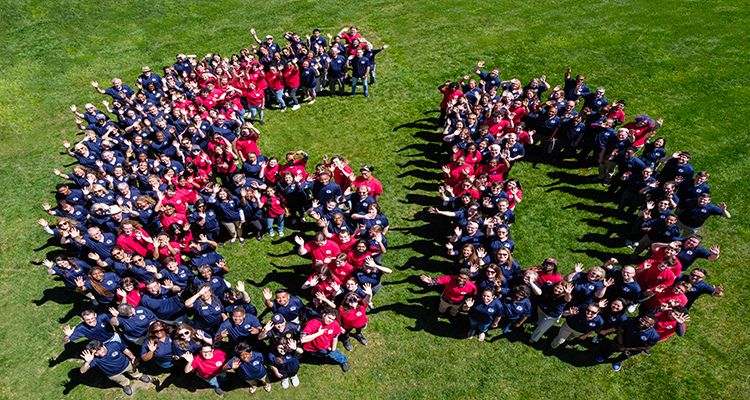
left=0, top=1, right=749, bottom=399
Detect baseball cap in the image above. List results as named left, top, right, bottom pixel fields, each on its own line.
left=543, top=257, right=558, bottom=266
left=271, top=314, right=285, bottom=324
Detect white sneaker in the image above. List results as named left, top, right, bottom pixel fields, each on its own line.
left=290, top=375, right=299, bottom=387
left=308, top=99, right=316, bottom=105
left=281, top=378, right=290, bottom=389
left=291, top=104, right=301, bottom=111
left=280, top=108, right=286, bottom=113
left=278, top=230, right=284, bottom=237
left=269, top=231, right=276, bottom=237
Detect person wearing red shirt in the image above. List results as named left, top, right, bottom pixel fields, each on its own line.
left=295, top=232, right=342, bottom=269
left=420, top=268, right=477, bottom=317
left=329, top=156, right=355, bottom=191
left=504, top=179, right=523, bottom=210
left=303, top=269, right=341, bottom=300
left=332, top=229, right=358, bottom=253
left=243, top=82, right=265, bottom=124
left=261, top=157, right=280, bottom=186
left=116, top=277, right=145, bottom=307
left=151, top=232, right=181, bottom=264
left=328, top=253, right=356, bottom=283
left=279, top=151, right=309, bottom=180
left=282, top=61, right=301, bottom=111
left=235, top=125, right=261, bottom=161
left=336, top=283, right=373, bottom=351
left=157, top=203, right=188, bottom=231
left=159, top=186, right=188, bottom=215
left=475, top=156, right=509, bottom=184
left=351, top=166, right=382, bottom=200
left=438, top=81, right=463, bottom=124
left=209, top=145, right=238, bottom=186
left=265, top=66, right=286, bottom=111
left=183, top=345, right=227, bottom=395
left=653, top=306, right=690, bottom=342
left=624, top=114, right=662, bottom=148
left=635, top=258, right=678, bottom=293
left=300, top=307, right=349, bottom=372
left=642, top=281, right=691, bottom=312
left=116, top=220, right=154, bottom=257
left=337, top=25, right=366, bottom=45
left=442, top=156, right=474, bottom=187
left=186, top=146, right=213, bottom=178
left=260, top=187, right=286, bottom=237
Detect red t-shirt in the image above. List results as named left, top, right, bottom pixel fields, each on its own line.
left=654, top=311, right=684, bottom=341
left=340, top=32, right=362, bottom=44
left=280, top=159, right=308, bottom=180
left=331, top=164, right=354, bottom=190
left=116, top=229, right=154, bottom=257
left=330, top=261, right=355, bottom=282
left=439, top=87, right=463, bottom=110
left=352, top=176, right=383, bottom=196
left=244, top=87, right=265, bottom=107
left=436, top=275, right=477, bottom=303
left=347, top=250, right=371, bottom=269
left=644, top=289, right=687, bottom=311
left=444, top=162, right=474, bottom=187
left=636, top=262, right=676, bottom=292
left=266, top=70, right=284, bottom=90
left=263, top=163, right=280, bottom=186
left=303, top=240, right=342, bottom=267
left=333, top=235, right=358, bottom=254
left=301, top=318, right=342, bottom=352
left=235, top=136, right=261, bottom=159
left=261, top=195, right=286, bottom=218
left=624, top=121, right=654, bottom=147
left=162, top=194, right=188, bottom=215
left=476, top=163, right=507, bottom=183
left=283, top=67, right=300, bottom=88
left=160, top=212, right=188, bottom=231
left=338, top=304, right=368, bottom=330
left=505, top=189, right=523, bottom=210
left=191, top=349, right=226, bottom=379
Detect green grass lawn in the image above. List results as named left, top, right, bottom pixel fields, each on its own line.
left=1, top=1, right=749, bottom=399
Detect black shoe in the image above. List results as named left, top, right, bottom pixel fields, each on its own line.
left=342, top=339, right=353, bottom=351
left=123, top=386, right=133, bottom=396
left=341, top=362, right=350, bottom=372
left=214, top=387, right=225, bottom=395
left=355, top=333, right=368, bottom=346
left=139, top=375, right=151, bottom=383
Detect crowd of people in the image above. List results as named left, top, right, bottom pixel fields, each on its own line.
left=39, top=26, right=393, bottom=396
left=428, top=63, right=729, bottom=370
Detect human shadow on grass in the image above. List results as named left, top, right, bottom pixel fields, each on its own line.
left=373, top=294, right=467, bottom=339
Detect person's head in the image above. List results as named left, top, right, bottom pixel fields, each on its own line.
left=235, top=341, right=255, bottom=362
left=665, top=214, right=678, bottom=227
left=86, top=340, right=107, bottom=357
left=511, top=284, right=531, bottom=301
left=481, top=289, right=495, bottom=305
left=587, top=266, right=605, bottom=282
left=460, top=244, right=476, bottom=258
left=622, top=265, right=636, bottom=282
left=321, top=307, right=338, bottom=325
left=87, top=226, right=103, bottom=241
left=81, top=309, right=97, bottom=327
left=231, top=307, right=247, bottom=325
left=638, top=314, right=657, bottom=330
left=120, top=277, right=138, bottom=293
left=199, top=345, right=215, bottom=359
left=669, top=306, right=689, bottom=320
left=610, top=298, right=626, bottom=313
left=148, top=320, right=170, bottom=338
left=584, top=304, right=600, bottom=320
left=146, top=280, right=162, bottom=296
left=271, top=313, right=286, bottom=330
left=688, top=268, right=707, bottom=284
left=198, top=265, right=213, bottom=281
left=497, top=199, right=509, bottom=213
left=314, top=232, right=327, bottom=246
left=466, top=221, right=479, bottom=235
left=275, top=288, right=291, bottom=306
left=89, top=267, right=105, bottom=282
left=697, top=193, right=711, bottom=206
left=552, top=280, right=568, bottom=296
left=677, top=151, right=691, bottom=165
left=496, top=248, right=512, bottom=264
left=673, top=281, right=692, bottom=294
left=457, top=268, right=471, bottom=286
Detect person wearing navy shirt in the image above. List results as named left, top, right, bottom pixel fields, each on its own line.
left=327, top=47, right=347, bottom=95
left=266, top=339, right=302, bottom=389
left=311, top=172, right=342, bottom=203
left=55, top=184, right=86, bottom=206
left=550, top=303, right=604, bottom=349
left=173, top=53, right=193, bottom=75
left=530, top=281, right=573, bottom=343
left=497, top=285, right=532, bottom=333
left=259, top=313, right=301, bottom=346
left=473, top=61, right=502, bottom=92
left=567, top=265, right=607, bottom=307
left=207, top=114, right=240, bottom=143
left=185, top=285, right=225, bottom=334
left=364, top=43, right=387, bottom=84
left=140, top=321, right=176, bottom=369
left=216, top=306, right=262, bottom=344
left=677, top=171, right=711, bottom=203
left=158, top=257, right=194, bottom=290
left=633, top=214, right=682, bottom=256
left=93, top=77, right=135, bottom=103
left=463, top=289, right=503, bottom=341
left=110, top=304, right=157, bottom=344
left=596, top=314, right=660, bottom=371
left=225, top=342, right=271, bottom=393
left=675, top=236, right=720, bottom=270
left=140, top=280, right=185, bottom=322
left=350, top=187, right=377, bottom=216
left=657, top=151, right=695, bottom=182
left=563, top=66, right=591, bottom=100
left=137, top=66, right=162, bottom=89
left=605, top=264, right=641, bottom=306
left=676, top=268, right=724, bottom=309
left=63, top=309, right=119, bottom=344
left=263, top=287, right=304, bottom=323
left=80, top=340, right=149, bottom=396
left=582, top=87, right=608, bottom=111
left=308, top=29, right=327, bottom=50
left=349, top=48, right=370, bottom=97
left=676, top=193, right=730, bottom=233
left=186, top=240, right=225, bottom=270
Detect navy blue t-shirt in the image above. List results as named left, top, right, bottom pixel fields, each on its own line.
left=90, top=341, right=130, bottom=376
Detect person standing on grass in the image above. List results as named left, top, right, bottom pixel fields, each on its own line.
left=300, top=307, right=350, bottom=372
left=463, top=288, right=503, bottom=341
left=225, top=342, right=272, bottom=394
left=80, top=340, right=152, bottom=396
left=267, top=338, right=303, bottom=389
left=676, top=268, right=724, bottom=309
left=419, top=268, right=477, bottom=318
left=348, top=48, right=370, bottom=97
left=596, top=314, right=660, bottom=371
left=550, top=302, right=604, bottom=349
left=183, top=345, right=227, bottom=395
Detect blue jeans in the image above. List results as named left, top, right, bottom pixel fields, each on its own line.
left=273, top=89, right=286, bottom=109
left=266, top=215, right=284, bottom=233
left=287, top=87, right=299, bottom=105
left=468, top=317, right=492, bottom=334
left=369, top=64, right=377, bottom=84
left=309, top=349, right=348, bottom=365
left=248, top=105, right=264, bottom=121
left=200, top=372, right=226, bottom=388
left=351, top=76, right=368, bottom=96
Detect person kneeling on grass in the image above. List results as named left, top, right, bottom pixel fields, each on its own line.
left=267, top=337, right=303, bottom=389
left=80, top=340, right=151, bottom=396
left=182, top=345, right=227, bottom=395
left=225, top=342, right=271, bottom=394
left=300, top=307, right=350, bottom=372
